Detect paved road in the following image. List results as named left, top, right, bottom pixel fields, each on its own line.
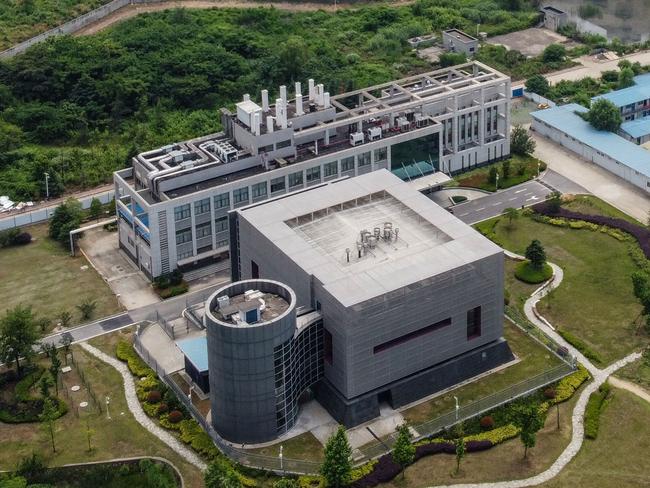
left=539, top=168, right=589, bottom=195
left=41, top=312, right=133, bottom=348
left=448, top=181, right=549, bottom=225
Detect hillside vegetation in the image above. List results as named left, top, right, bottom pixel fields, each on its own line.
left=0, top=0, right=110, bottom=51
left=0, top=1, right=537, bottom=200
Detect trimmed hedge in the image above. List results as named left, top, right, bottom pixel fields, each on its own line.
left=0, top=368, right=68, bottom=423
left=557, top=329, right=603, bottom=364
left=533, top=202, right=650, bottom=258
left=158, top=281, right=189, bottom=299
left=514, top=261, right=553, bottom=284
left=116, top=341, right=155, bottom=378
left=585, top=382, right=611, bottom=439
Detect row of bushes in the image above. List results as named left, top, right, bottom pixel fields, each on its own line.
left=533, top=202, right=650, bottom=258
left=530, top=212, right=632, bottom=243
left=0, top=226, right=31, bottom=248
left=351, top=366, right=589, bottom=487
left=584, top=382, right=612, bottom=439
left=116, top=341, right=156, bottom=378
left=153, top=270, right=189, bottom=298
left=556, top=329, right=603, bottom=365
left=158, top=281, right=190, bottom=299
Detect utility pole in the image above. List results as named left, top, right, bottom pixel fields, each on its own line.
left=279, top=444, right=284, bottom=472
left=44, top=172, right=50, bottom=199
left=495, top=172, right=499, bottom=191
left=454, top=396, right=460, bottom=421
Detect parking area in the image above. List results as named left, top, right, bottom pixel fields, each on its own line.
left=488, top=28, right=572, bottom=58
left=79, top=227, right=160, bottom=310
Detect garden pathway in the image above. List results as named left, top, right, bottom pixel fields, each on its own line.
left=79, top=342, right=208, bottom=471
left=609, top=376, right=650, bottom=404
left=424, top=253, right=642, bottom=487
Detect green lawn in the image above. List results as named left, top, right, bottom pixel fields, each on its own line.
left=476, top=214, right=645, bottom=365
left=563, top=194, right=643, bottom=226
left=540, top=388, right=650, bottom=488
left=403, top=320, right=562, bottom=424
left=0, top=334, right=204, bottom=488
left=0, top=223, right=122, bottom=334
left=452, top=154, right=546, bottom=192
left=616, top=357, right=650, bottom=391
left=248, top=431, right=325, bottom=463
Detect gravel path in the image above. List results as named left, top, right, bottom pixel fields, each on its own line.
left=80, top=342, right=207, bottom=471
left=423, top=253, right=642, bottom=488
left=609, top=376, right=650, bottom=403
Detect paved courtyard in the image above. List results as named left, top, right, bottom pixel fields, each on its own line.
left=488, top=28, right=572, bottom=58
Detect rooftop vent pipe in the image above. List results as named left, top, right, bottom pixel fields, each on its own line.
left=261, top=90, right=269, bottom=112
left=308, top=79, right=315, bottom=101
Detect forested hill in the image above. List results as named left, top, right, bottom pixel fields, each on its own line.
left=0, top=1, right=537, bottom=200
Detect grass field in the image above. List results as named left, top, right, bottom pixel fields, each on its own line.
left=0, top=223, right=122, bottom=334
left=0, top=0, right=109, bottom=50
left=452, top=154, right=546, bottom=192
left=0, top=331, right=204, bottom=487
left=540, top=388, right=650, bottom=488
left=402, top=320, right=562, bottom=424
left=476, top=213, right=645, bottom=364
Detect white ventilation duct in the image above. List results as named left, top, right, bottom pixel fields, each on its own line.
left=243, top=93, right=250, bottom=102
left=295, top=82, right=301, bottom=98
left=295, top=93, right=304, bottom=115
left=261, top=90, right=269, bottom=112
left=308, top=79, right=315, bottom=101
left=266, top=115, right=275, bottom=133
left=252, top=112, right=261, bottom=136
left=324, top=92, right=330, bottom=108
left=280, top=85, right=287, bottom=103
left=317, top=84, right=325, bottom=106
left=276, top=98, right=288, bottom=129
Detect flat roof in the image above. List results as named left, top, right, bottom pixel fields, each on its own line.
left=237, top=170, right=501, bottom=307
left=443, top=29, right=477, bottom=42
left=541, top=5, right=566, bottom=14
left=531, top=103, right=650, bottom=177
left=621, top=115, right=650, bottom=138
left=593, top=73, right=650, bottom=107
left=176, top=336, right=208, bottom=372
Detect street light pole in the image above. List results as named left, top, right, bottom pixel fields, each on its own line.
left=279, top=445, right=284, bottom=471
left=44, top=172, right=50, bottom=200
left=454, top=396, right=459, bottom=421
left=495, top=173, right=499, bottom=191
left=106, top=396, right=111, bottom=420
left=537, top=161, right=541, bottom=177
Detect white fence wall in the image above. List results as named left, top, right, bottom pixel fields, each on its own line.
left=0, top=0, right=166, bottom=60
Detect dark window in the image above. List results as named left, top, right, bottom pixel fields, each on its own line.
left=324, top=329, right=333, bottom=365
left=374, top=318, right=451, bottom=354
left=276, top=139, right=291, bottom=149
left=467, top=306, right=482, bottom=340
left=251, top=260, right=259, bottom=279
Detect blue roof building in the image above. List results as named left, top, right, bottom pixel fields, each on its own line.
left=593, top=73, right=650, bottom=123
left=531, top=103, right=650, bottom=192
left=176, top=336, right=210, bottom=393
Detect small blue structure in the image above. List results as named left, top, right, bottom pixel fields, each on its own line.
left=176, top=336, right=210, bottom=393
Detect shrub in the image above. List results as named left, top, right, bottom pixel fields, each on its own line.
left=543, top=387, right=556, bottom=400
left=553, top=364, right=590, bottom=404
left=158, top=281, right=189, bottom=299
left=464, top=424, right=521, bottom=444
left=116, top=341, right=155, bottom=378
left=557, top=329, right=603, bottom=364
left=146, top=390, right=162, bottom=403
left=451, top=195, right=467, bottom=204
left=167, top=410, right=183, bottom=424
left=514, top=261, right=553, bottom=284
left=479, top=415, right=495, bottom=430
left=0, top=228, right=30, bottom=247
left=156, top=402, right=169, bottom=415
left=12, top=232, right=32, bottom=245
left=585, top=382, right=612, bottom=439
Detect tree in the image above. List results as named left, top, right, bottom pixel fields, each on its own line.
left=49, top=348, right=62, bottom=396
left=513, top=403, right=544, bottom=458
left=454, top=435, right=465, bottom=475
left=439, top=52, right=467, bottom=68
left=488, top=166, right=498, bottom=185
left=525, top=240, right=546, bottom=271
left=39, top=372, right=53, bottom=398
left=586, top=99, right=622, bottom=132
left=60, top=333, right=73, bottom=365
left=510, top=125, right=536, bottom=156
left=543, top=44, right=566, bottom=63
left=320, top=425, right=352, bottom=488
left=39, top=397, right=59, bottom=453
left=618, top=67, right=635, bottom=89
left=59, top=309, right=72, bottom=328
left=49, top=198, right=83, bottom=246
left=547, top=190, right=563, bottom=213
left=0, top=305, right=39, bottom=376
left=205, top=460, right=242, bottom=488
left=525, top=75, right=549, bottom=96
left=89, top=197, right=103, bottom=221
left=85, top=420, right=95, bottom=452
left=502, top=159, right=511, bottom=180
left=273, top=479, right=299, bottom=488
left=504, top=207, right=519, bottom=227
left=392, top=424, right=415, bottom=478
left=77, top=299, right=97, bottom=320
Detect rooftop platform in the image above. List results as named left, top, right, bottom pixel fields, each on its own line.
left=215, top=290, right=290, bottom=325
left=237, top=170, right=501, bottom=307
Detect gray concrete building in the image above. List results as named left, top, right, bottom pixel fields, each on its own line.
left=205, top=170, right=513, bottom=443
left=540, top=6, right=569, bottom=31
left=442, top=29, right=479, bottom=56
left=113, top=62, right=511, bottom=279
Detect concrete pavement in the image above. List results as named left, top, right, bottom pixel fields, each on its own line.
left=532, top=132, right=650, bottom=222
left=41, top=312, right=133, bottom=348
left=544, top=50, right=650, bottom=86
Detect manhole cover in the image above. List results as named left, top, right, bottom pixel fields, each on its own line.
left=71, top=385, right=80, bottom=392
left=79, top=401, right=88, bottom=408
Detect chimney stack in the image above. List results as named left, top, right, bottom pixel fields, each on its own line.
left=308, top=79, right=315, bottom=101
left=266, top=115, right=274, bottom=133
left=276, top=98, right=288, bottom=129
left=243, top=93, right=250, bottom=102
left=295, top=82, right=301, bottom=98
left=324, top=92, right=330, bottom=108
left=252, top=111, right=261, bottom=136
left=261, top=90, right=269, bottom=112
left=295, top=93, right=304, bottom=115
left=317, top=84, right=325, bottom=106
left=280, top=85, right=287, bottom=104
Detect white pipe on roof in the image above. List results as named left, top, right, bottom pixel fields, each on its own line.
left=261, top=89, right=269, bottom=112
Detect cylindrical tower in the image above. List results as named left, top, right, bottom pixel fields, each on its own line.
left=205, top=279, right=297, bottom=444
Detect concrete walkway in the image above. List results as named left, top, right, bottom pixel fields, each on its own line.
left=609, top=376, right=650, bottom=404
left=423, top=253, right=641, bottom=488
left=79, top=342, right=207, bottom=471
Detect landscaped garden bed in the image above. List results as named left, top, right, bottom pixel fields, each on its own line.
left=514, top=260, right=553, bottom=284
left=452, top=154, right=546, bottom=192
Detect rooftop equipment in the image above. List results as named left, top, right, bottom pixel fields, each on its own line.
left=350, top=132, right=365, bottom=146
left=367, top=127, right=382, bottom=141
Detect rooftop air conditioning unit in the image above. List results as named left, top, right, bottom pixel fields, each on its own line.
left=350, top=132, right=365, bottom=146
